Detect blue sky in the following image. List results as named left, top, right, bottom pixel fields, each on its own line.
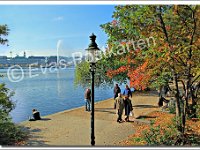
left=0, top=5, right=115, bottom=57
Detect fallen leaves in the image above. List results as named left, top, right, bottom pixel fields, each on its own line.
left=120, top=111, right=200, bottom=146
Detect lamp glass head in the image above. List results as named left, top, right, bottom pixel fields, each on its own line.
left=85, top=33, right=100, bottom=63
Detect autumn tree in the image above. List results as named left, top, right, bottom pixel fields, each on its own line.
left=75, top=5, right=200, bottom=135
left=100, top=5, right=200, bottom=134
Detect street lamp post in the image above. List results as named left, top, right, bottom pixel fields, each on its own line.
left=85, top=33, right=100, bottom=146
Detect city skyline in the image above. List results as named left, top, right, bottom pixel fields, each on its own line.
left=0, top=5, right=115, bottom=57
left=0, top=50, right=78, bottom=58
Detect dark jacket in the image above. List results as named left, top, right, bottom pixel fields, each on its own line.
left=124, top=97, right=133, bottom=116
left=33, top=111, right=41, bottom=120
left=85, top=89, right=91, bottom=100
left=114, top=86, right=121, bottom=99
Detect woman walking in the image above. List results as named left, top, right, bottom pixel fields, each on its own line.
left=124, top=96, right=133, bottom=122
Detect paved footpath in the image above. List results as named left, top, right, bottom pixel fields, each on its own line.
left=21, top=94, right=160, bottom=146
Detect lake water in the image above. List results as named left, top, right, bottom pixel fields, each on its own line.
left=0, top=68, right=116, bottom=123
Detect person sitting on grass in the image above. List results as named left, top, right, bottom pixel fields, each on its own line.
left=29, top=109, right=41, bottom=121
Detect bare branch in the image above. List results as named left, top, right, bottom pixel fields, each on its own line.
left=192, top=75, right=200, bottom=85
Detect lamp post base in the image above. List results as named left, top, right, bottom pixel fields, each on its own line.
left=91, top=139, right=95, bottom=146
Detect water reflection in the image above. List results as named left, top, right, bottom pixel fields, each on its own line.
left=56, top=69, right=62, bottom=97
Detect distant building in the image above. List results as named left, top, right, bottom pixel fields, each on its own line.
left=0, top=52, right=46, bottom=67
left=47, top=56, right=57, bottom=64
left=0, top=56, right=7, bottom=59
left=0, top=51, right=74, bottom=68
left=10, top=54, right=28, bottom=65
left=28, top=56, right=46, bottom=65
left=0, top=56, right=8, bottom=66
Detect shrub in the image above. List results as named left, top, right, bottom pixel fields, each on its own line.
left=168, top=103, right=176, bottom=114
left=195, top=104, right=200, bottom=119
left=142, top=118, right=200, bottom=146
left=168, top=98, right=176, bottom=114
left=142, top=120, right=178, bottom=146
left=0, top=83, right=27, bottom=145
left=0, top=113, right=27, bottom=145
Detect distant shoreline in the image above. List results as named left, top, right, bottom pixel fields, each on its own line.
left=0, top=66, right=75, bottom=70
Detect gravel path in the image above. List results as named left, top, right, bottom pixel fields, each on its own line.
left=21, top=94, right=159, bottom=146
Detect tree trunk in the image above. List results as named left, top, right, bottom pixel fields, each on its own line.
left=190, top=85, right=197, bottom=118
left=181, top=97, right=186, bottom=134
left=174, top=73, right=184, bottom=133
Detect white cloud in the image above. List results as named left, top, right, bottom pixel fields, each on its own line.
left=53, top=16, right=64, bottom=21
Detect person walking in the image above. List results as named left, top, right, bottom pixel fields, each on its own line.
left=123, top=84, right=132, bottom=98
left=124, top=96, right=133, bottom=122
left=115, top=93, right=124, bottom=123
left=84, top=88, right=91, bottom=111
left=113, top=84, right=121, bottom=109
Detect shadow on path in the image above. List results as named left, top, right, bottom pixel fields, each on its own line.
left=133, top=105, right=159, bottom=108
left=136, top=115, right=157, bottom=119
left=40, top=118, right=51, bottom=121
left=95, top=108, right=116, bottom=114
left=95, top=108, right=114, bottom=110
left=23, top=127, right=49, bottom=146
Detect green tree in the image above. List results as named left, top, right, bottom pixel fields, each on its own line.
left=0, top=24, right=26, bottom=145
left=74, top=58, right=114, bottom=88
left=0, top=24, right=9, bottom=45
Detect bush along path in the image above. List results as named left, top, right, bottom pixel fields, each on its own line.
left=120, top=111, right=200, bottom=146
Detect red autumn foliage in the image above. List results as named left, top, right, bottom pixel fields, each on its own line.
left=106, top=49, right=149, bottom=90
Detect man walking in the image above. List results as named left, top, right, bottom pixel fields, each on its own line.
left=113, top=84, right=121, bottom=109
left=84, top=88, right=91, bottom=111
left=123, top=85, right=132, bottom=98
left=115, top=93, right=124, bottom=123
